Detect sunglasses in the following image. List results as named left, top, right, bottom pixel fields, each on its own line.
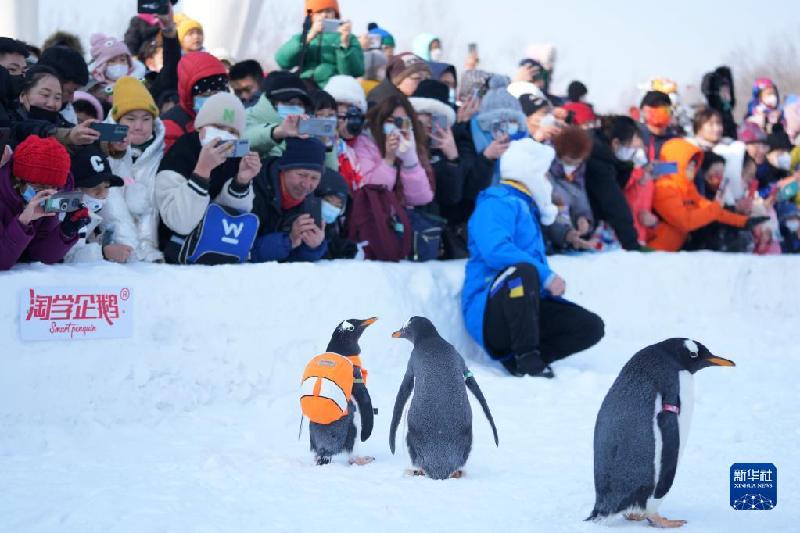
left=385, top=116, right=412, bottom=131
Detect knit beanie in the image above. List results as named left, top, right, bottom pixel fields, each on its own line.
left=175, top=14, right=203, bottom=44
left=194, top=91, right=246, bottom=136
left=323, top=75, right=367, bottom=113
left=476, top=75, right=528, bottom=132
left=500, top=138, right=558, bottom=225
left=13, top=135, right=71, bottom=187
left=305, top=0, right=340, bottom=17
left=388, top=53, right=431, bottom=86
left=279, top=138, right=326, bottom=173
left=367, top=23, right=395, bottom=47
left=73, top=91, right=105, bottom=122
left=111, top=76, right=159, bottom=121
left=88, top=33, right=131, bottom=82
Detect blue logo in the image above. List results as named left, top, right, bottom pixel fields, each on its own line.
left=730, top=463, right=777, bottom=510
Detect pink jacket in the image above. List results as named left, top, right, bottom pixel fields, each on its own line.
left=351, top=134, right=433, bottom=207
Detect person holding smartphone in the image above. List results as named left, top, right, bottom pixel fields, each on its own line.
left=274, top=0, right=364, bottom=86
left=0, top=135, right=87, bottom=270
left=250, top=137, right=329, bottom=263
left=155, top=92, right=261, bottom=263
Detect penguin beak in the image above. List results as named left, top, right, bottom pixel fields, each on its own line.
left=706, top=355, right=736, bottom=367
left=362, top=317, right=378, bottom=327
left=392, top=329, right=404, bottom=339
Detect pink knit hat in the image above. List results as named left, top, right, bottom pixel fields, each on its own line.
left=89, top=33, right=131, bottom=83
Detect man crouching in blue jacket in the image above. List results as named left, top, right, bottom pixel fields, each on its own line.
left=461, top=138, right=604, bottom=378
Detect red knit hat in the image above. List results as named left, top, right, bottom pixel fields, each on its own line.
left=562, top=102, right=597, bottom=127
left=13, top=135, right=71, bottom=187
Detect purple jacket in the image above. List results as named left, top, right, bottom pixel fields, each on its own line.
left=0, top=161, right=77, bottom=270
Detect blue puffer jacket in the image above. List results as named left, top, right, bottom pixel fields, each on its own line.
left=461, top=182, right=556, bottom=350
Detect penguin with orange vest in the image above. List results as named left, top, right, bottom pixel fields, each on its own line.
left=301, top=318, right=377, bottom=466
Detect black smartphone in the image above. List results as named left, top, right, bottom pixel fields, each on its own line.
left=91, top=123, right=129, bottom=142
left=138, top=0, right=170, bottom=15
left=468, top=42, right=478, bottom=55
left=306, top=196, right=322, bottom=228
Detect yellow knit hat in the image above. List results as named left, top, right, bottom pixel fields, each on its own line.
left=111, top=76, right=159, bottom=121
left=175, top=13, right=203, bottom=44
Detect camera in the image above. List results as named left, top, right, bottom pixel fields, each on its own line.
left=41, top=191, right=83, bottom=213
left=344, top=106, right=365, bottom=136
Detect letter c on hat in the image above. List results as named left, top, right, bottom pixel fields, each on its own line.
left=90, top=155, right=105, bottom=173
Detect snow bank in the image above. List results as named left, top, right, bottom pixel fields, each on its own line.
left=0, top=253, right=796, bottom=532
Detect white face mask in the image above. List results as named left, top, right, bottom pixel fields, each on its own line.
left=632, top=148, right=649, bottom=168
left=762, top=94, right=778, bottom=108
left=776, top=152, right=792, bottom=171
left=105, top=64, right=128, bottom=81
left=786, top=220, right=800, bottom=232
left=615, top=145, right=637, bottom=162
left=507, top=122, right=520, bottom=136
left=429, top=48, right=443, bottom=62
left=83, top=193, right=106, bottom=213
left=562, top=163, right=579, bottom=175
left=200, top=126, right=238, bottom=146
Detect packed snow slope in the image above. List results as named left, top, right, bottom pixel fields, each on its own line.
left=0, top=252, right=796, bottom=533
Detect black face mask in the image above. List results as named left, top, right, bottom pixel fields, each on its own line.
left=27, top=105, right=61, bottom=124
left=8, top=75, right=24, bottom=100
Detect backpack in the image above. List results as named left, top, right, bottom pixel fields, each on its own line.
left=346, top=184, right=412, bottom=261
left=407, top=208, right=446, bottom=262
left=176, top=203, right=260, bottom=265
left=301, top=353, right=362, bottom=424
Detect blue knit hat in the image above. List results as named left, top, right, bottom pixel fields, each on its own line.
left=278, top=138, right=326, bottom=173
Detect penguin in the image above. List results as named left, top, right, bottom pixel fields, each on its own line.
left=389, top=316, right=499, bottom=479
left=587, top=338, right=735, bottom=528
left=309, top=317, right=377, bottom=466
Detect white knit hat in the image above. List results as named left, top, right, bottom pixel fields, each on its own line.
left=500, top=138, right=558, bottom=225
left=194, top=91, right=247, bottom=136
left=323, top=75, right=367, bottom=113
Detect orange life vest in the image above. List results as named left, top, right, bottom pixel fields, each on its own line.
left=300, top=353, right=367, bottom=424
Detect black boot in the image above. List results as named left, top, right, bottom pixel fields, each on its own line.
left=514, top=350, right=555, bottom=378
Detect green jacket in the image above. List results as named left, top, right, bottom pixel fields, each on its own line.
left=274, top=32, right=364, bottom=86
left=244, top=94, right=339, bottom=171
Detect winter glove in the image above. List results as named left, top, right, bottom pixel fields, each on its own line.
left=743, top=216, right=770, bottom=231
left=60, top=206, right=91, bottom=237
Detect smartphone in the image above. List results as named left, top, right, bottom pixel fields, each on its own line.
left=306, top=196, right=322, bottom=228
left=468, top=42, right=478, bottom=55
left=431, top=114, right=449, bottom=133
left=367, top=34, right=382, bottom=50
left=91, top=123, right=129, bottom=142
left=41, top=191, right=84, bottom=213
left=651, top=161, right=679, bottom=178
left=491, top=121, right=509, bottom=140
left=322, top=19, right=342, bottom=33
left=226, top=139, right=250, bottom=158
left=298, top=117, right=337, bottom=138
left=137, top=0, right=170, bottom=15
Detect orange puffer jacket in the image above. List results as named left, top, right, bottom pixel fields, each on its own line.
left=648, top=138, right=747, bottom=251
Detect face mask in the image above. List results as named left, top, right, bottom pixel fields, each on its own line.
left=776, top=152, right=791, bottom=171
left=632, top=148, right=648, bottom=167
left=277, top=104, right=305, bottom=120
left=8, top=74, right=24, bottom=99
left=321, top=199, right=343, bottom=224
left=448, top=88, right=456, bottom=106
left=429, top=48, right=443, bottom=62
left=762, top=94, right=778, bottom=108
left=27, top=105, right=60, bottom=123
left=200, top=126, right=238, bottom=146
left=563, top=163, right=579, bottom=175
left=105, top=64, right=128, bottom=81
left=786, top=220, right=800, bottom=232
left=615, top=145, right=637, bottom=161
left=507, top=122, right=520, bottom=136
left=193, top=96, right=209, bottom=113
left=21, top=184, right=37, bottom=203
left=83, top=193, right=106, bottom=213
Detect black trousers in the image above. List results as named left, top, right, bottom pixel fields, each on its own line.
left=483, top=263, right=604, bottom=364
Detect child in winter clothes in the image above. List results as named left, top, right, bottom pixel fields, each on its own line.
left=87, top=34, right=140, bottom=106
left=745, top=78, right=783, bottom=133
left=776, top=201, right=800, bottom=253
left=549, top=126, right=595, bottom=240
left=64, top=145, right=128, bottom=263
left=103, top=77, right=166, bottom=262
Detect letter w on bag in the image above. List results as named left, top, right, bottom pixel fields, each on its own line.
left=221, top=218, right=244, bottom=245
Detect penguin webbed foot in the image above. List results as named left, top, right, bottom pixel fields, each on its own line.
left=450, top=470, right=465, bottom=479
left=315, top=456, right=331, bottom=466
left=348, top=455, right=375, bottom=466
left=624, top=512, right=646, bottom=521
left=646, top=514, right=687, bottom=528
left=405, top=468, right=426, bottom=477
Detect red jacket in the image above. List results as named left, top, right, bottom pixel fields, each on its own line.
left=162, top=52, right=227, bottom=151
left=648, top=139, right=747, bottom=251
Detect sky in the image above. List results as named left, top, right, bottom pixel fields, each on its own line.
left=21, top=0, right=800, bottom=112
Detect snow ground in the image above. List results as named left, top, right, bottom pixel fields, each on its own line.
left=0, top=253, right=797, bottom=532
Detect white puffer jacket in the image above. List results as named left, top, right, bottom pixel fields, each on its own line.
left=63, top=210, right=106, bottom=263
left=105, top=117, right=167, bottom=262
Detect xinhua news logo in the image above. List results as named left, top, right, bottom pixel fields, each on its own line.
left=730, top=463, right=777, bottom=510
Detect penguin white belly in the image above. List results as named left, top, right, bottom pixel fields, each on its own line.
left=645, top=372, right=695, bottom=515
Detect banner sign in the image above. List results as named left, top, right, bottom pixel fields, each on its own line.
left=19, top=286, right=133, bottom=341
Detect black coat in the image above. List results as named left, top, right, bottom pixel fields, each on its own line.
left=585, top=130, right=640, bottom=251
left=701, top=67, right=738, bottom=140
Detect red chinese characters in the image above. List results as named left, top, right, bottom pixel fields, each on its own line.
left=26, top=289, right=121, bottom=325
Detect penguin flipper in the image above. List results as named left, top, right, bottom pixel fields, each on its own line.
left=654, top=410, right=680, bottom=499
left=352, top=374, right=374, bottom=442
left=389, top=368, right=414, bottom=455
left=465, top=374, right=499, bottom=446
